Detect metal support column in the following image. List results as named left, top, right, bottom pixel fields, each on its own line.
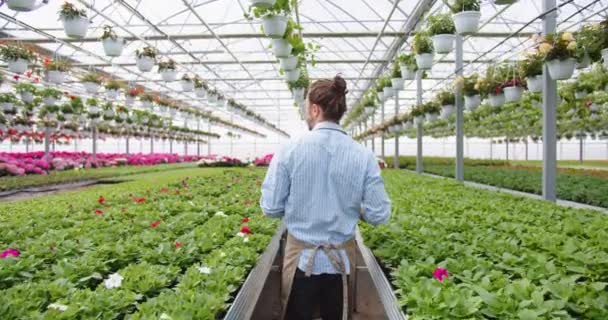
left=92, top=124, right=97, bottom=159
left=579, top=136, right=584, bottom=164
left=126, top=135, right=130, bottom=155
left=207, top=122, right=211, bottom=156
left=542, top=0, right=557, bottom=201
left=525, top=138, right=529, bottom=161
left=150, top=131, right=154, bottom=154
left=381, top=100, right=385, bottom=158
left=506, top=138, right=509, bottom=161
left=184, top=141, right=188, bottom=156
left=197, top=120, right=201, bottom=157
left=169, top=139, right=173, bottom=154
left=371, top=113, right=376, bottom=153
left=394, top=91, right=400, bottom=169
left=490, top=140, right=493, bottom=160
left=415, top=71, right=422, bottom=173
left=44, top=127, right=51, bottom=161
left=364, top=121, right=368, bottom=147
left=455, top=35, right=464, bottom=181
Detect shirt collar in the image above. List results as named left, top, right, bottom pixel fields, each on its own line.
left=312, top=121, right=346, bottom=133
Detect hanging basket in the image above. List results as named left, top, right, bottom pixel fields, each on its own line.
left=453, top=11, right=481, bottom=35
left=284, top=69, right=301, bottom=82
left=601, top=48, right=608, bottom=68
left=126, top=95, right=135, bottom=106
left=136, top=56, right=155, bottom=72
left=207, top=94, right=218, bottom=104
left=249, top=0, right=276, bottom=8
left=576, top=54, right=591, bottom=70
left=20, top=91, right=34, bottom=103
left=546, top=58, right=575, bottom=80
left=42, top=97, right=57, bottom=106
left=574, top=91, right=588, bottom=99
left=400, top=63, right=416, bottom=80
left=2, top=103, right=15, bottom=112
left=102, top=38, right=125, bottom=57
left=425, top=113, right=438, bottom=122
left=195, top=87, right=206, bottom=98
left=279, top=56, right=298, bottom=71
left=181, top=80, right=194, bottom=92
left=272, top=39, right=292, bottom=58
left=7, top=58, right=28, bottom=74
left=391, top=78, right=404, bottom=90
left=432, top=34, right=455, bottom=54
left=292, top=87, right=306, bottom=102
left=160, top=69, right=177, bottom=82
left=46, top=70, right=67, bottom=84
left=83, top=82, right=100, bottom=94
left=414, top=116, right=424, bottom=125
left=6, top=0, right=37, bottom=11
left=503, top=86, right=523, bottom=103
left=262, top=15, right=288, bottom=38
left=440, top=105, right=454, bottom=119
left=141, top=100, right=153, bottom=109
left=62, top=16, right=89, bottom=38
left=383, top=87, right=394, bottom=99
left=489, top=93, right=505, bottom=107
left=527, top=75, right=542, bottom=93
left=415, top=53, right=434, bottom=70
left=106, top=89, right=119, bottom=99
left=465, top=95, right=480, bottom=110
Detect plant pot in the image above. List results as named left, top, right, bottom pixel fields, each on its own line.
left=181, top=80, right=194, bottom=92
left=279, top=56, right=298, bottom=71
left=602, top=48, right=608, bottom=68
left=440, top=105, right=454, bottom=119
left=546, top=58, right=575, bottom=80
left=262, top=15, right=288, bottom=38
left=249, top=0, right=276, bottom=8
left=589, top=103, right=599, bottom=112
left=425, top=113, right=438, bottom=122
left=391, top=78, right=404, bottom=90
left=383, top=87, right=394, bottom=99
left=292, top=87, right=306, bottom=102
left=432, top=34, right=455, bottom=54
left=102, top=38, right=125, bottom=57
left=576, top=54, right=591, bottom=69
left=160, top=69, right=177, bottom=82
left=2, top=103, right=14, bottom=112
left=489, top=93, right=505, bottom=107
left=453, top=11, right=481, bottom=35
left=207, top=94, right=218, bottom=104
left=20, top=91, right=34, bottom=103
left=404, top=122, right=413, bottom=130
left=42, top=97, right=57, bottom=106
left=46, top=70, right=66, bottom=84
left=136, top=56, right=155, bottom=72
left=400, top=63, right=416, bottom=80
left=126, top=95, right=135, bottom=106
left=364, top=107, right=375, bottom=116
left=285, top=69, right=301, bottom=82
left=527, top=75, right=543, bottom=93
left=574, top=91, right=588, bottom=99
left=141, top=100, right=153, bottom=109
left=216, top=99, right=225, bottom=108
left=83, top=82, right=100, bottom=94
left=63, top=113, right=74, bottom=121
left=415, top=53, right=434, bottom=70
left=8, top=58, right=28, bottom=74
left=106, top=89, right=119, bottom=99
left=503, top=86, right=523, bottom=102
left=62, top=16, right=89, bottom=38
left=6, top=0, right=37, bottom=11
left=272, top=39, right=292, bottom=58
left=414, top=116, right=424, bottom=125
left=195, top=87, right=206, bottom=98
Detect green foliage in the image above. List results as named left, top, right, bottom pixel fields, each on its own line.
left=436, top=90, right=455, bottom=106
left=37, top=88, right=63, bottom=99
left=81, top=72, right=103, bottom=84
left=376, top=75, right=393, bottom=91
left=0, top=45, right=36, bottom=62
left=444, top=0, right=481, bottom=13
left=105, top=79, right=125, bottom=91
left=287, top=68, right=310, bottom=90
left=0, top=92, right=17, bottom=103
left=397, top=53, right=418, bottom=71
left=246, top=0, right=295, bottom=19
left=427, top=13, right=456, bottom=35
left=422, top=100, right=441, bottom=114
left=100, top=25, right=121, bottom=41
left=412, top=32, right=433, bottom=54
left=519, top=53, right=544, bottom=78
left=44, top=60, right=71, bottom=72
left=158, top=59, right=176, bottom=71
left=540, top=33, right=577, bottom=61
left=14, top=83, right=37, bottom=94
left=193, top=77, right=208, bottom=89
left=58, top=2, right=87, bottom=20
left=135, top=46, right=157, bottom=59
left=391, top=62, right=402, bottom=78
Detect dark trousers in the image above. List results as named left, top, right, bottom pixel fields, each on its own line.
left=285, top=268, right=343, bottom=320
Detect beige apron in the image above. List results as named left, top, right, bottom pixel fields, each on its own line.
left=280, top=233, right=358, bottom=320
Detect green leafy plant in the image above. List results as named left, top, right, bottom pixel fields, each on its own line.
left=44, top=60, right=71, bottom=72
left=140, top=93, right=155, bottom=102
left=538, top=32, right=577, bottom=61
left=0, top=92, right=17, bottom=104
left=0, top=45, right=36, bottom=62
left=412, top=32, right=433, bottom=54
left=436, top=90, right=455, bottom=106
left=58, top=2, right=87, bottom=20
left=519, top=53, right=544, bottom=78
left=246, top=0, right=295, bottom=19
left=391, top=62, right=402, bottom=79
left=100, top=25, right=122, bottom=41
left=135, top=46, right=158, bottom=59
left=444, top=0, right=480, bottom=13
left=427, top=13, right=456, bottom=35
left=376, top=75, right=393, bottom=92
left=397, top=53, right=418, bottom=71
left=194, top=77, right=208, bottom=89
left=105, top=79, right=124, bottom=91
left=37, top=88, right=62, bottom=99
left=14, top=83, right=37, bottom=94
left=181, top=74, right=192, bottom=82
left=158, top=59, right=176, bottom=71
left=81, top=72, right=103, bottom=84
left=287, top=71, right=310, bottom=90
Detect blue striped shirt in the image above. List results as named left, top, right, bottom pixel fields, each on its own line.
left=260, top=121, right=391, bottom=274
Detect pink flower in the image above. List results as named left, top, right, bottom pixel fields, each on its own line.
left=240, top=226, right=251, bottom=235
left=242, top=217, right=250, bottom=223
left=98, top=196, right=106, bottom=204
left=95, top=209, right=104, bottom=215
left=1, top=248, right=20, bottom=259
left=175, top=241, right=182, bottom=249
left=433, top=267, right=449, bottom=282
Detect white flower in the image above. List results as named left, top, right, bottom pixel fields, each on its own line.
left=243, top=237, right=250, bottom=243
left=188, top=201, right=195, bottom=207
left=236, top=232, right=245, bottom=237
left=160, top=313, right=173, bottom=320
left=48, top=303, right=68, bottom=312
left=104, top=273, right=124, bottom=289
left=215, top=211, right=227, bottom=217
left=219, top=251, right=226, bottom=258
left=198, top=266, right=212, bottom=274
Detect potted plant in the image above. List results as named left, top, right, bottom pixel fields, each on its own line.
left=58, top=2, right=89, bottom=38
left=14, top=83, right=37, bottom=103
left=81, top=72, right=103, bottom=94
left=140, top=93, right=155, bottom=109
left=6, top=0, right=41, bottom=12
left=0, top=45, right=36, bottom=74
left=378, top=76, right=393, bottom=100
left=105, top=79, right=124, bottom=99
left=456, top=74, right=481, bottom=110
left=247, top=0, right=293, bottom=38
left=0, top=93, right=18, bottom=113
left=44, top=59, right=70, bottom=84
left=126, top=87, right=143, bottom=106
left=397, top=53, right=418, bottom=80
left=115, top=105, right=129, bottom=123
left=445, top=0, right=481, bottom=35
left=207, top=88, right=219, bottom=104
left=391, top=62, right=404, bottom=90
left=279, top=54, right=298, bottom=71
left=284, top=67, right=301, bottom=82
left=100, top=25, right=125, bottom=57
left=216, top=93, right=226, bottom=107
left=181, top=74, right=194, bottom=92
left=538, top=32, right=577, bottom=80
left=519, top=53, right=544, bottom=93
left=194, top=77, right=208, bottom=98
left=436, top=90, right=455, bottom=119
left=411, top=104, right=425, bottom=125
left=60, top=102, right=75, bottom=121
left=423, top=101, right=441, bottom=122
left=427, top=13, right=456, bottom=54
left=412, top=32, right=434, bottom=70
left=38, top=87, right=62, bottom=106
left=502, top=77, right=525, bottom=103
left=158, top=59, right=177, bottom=82
left=479, top=65, right=507, bottom=107
left=287, top=72, right=310, bottom=103
left=599, top=19, right=608, bottom=67
left=135, top=46, right=157, bottom=72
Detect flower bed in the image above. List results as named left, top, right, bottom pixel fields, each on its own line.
left=362, top=170, right=608, bottom=319
left=254, top=153, right=273, bottom=167
left=0, top=168, right=278, bottom=318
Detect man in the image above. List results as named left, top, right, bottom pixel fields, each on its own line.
left=260, top=75, right=391, bottom=320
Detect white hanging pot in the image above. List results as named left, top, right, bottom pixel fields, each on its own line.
left=106, top=89, right=119, bottom=99
left=546, top=58, right=575, bottom=80
left=62, top=16, right=89, bottom=38
left=576, top=54, right=591, bottom=69
left=574, top=91, right=588, bottom=99
left=249, top=0, right=276, bottom=8
left=391, top=78, right=404, bottom=90
left=279, top=56, right=298, bottom=71
left=453, top=11, right=481, bottom=35
left=119, top=113, right=128, bottom=120
left=216, top=99, right=225, bottom=108
left=589, top=103, right=599, bottom=112
left=141, top=100, right=153, bottom=109
left=160, top=69, right=177, bottom=82
left=527, top=75, right=543, bottom=93
left=63, top=113, right=74, bottom=121
left=400, top=64, right=416, bottom=80
left=207, top=93, right=218, bottom=104
left=2, top=102, right=14, bottom=112
left=414, top=116, right=424, bottom=125
left=383, top=87, right=394, bottom=99
left=195, top=87, right=206, bottom=98
left=292, top=87, right=306, bottom=102
left=42, top=97, right=57, bottom=106
left=601, top=48, right=608, bottom=68
left=489, top=93, right=505, bottom=107
left=415, top=53, right=434, bottom=70
left=364, top=106, right=375, bottom=116
left=136, top=56, right=155, bottom=72
left=425, top=113, right=438, bottom=122
left=102, top=38, right=125, bottom=57
left=404, top=122, right=413, bottom=130
left=20, top=91, right=34, bottom=103
left=432, top=34, right=455, bottom=54
left=503, top=86, right=523, bottom=103
left=440, top=105, right=454, bottom=119
left=83, top=82, right=100, bottom=94
left=6, top=0, right=37, bottom=11
left=7, top=58, right=28, bottom=74
left=285, top=69, right=301, bottom=82
left=47, top=70, right=66, bottom=84
left=104, top=110, right=114, bottom=118
left=262, top=15, right=288, bottom=38
left=272, top=39, right=292, bottom=58
left=181, top=80, right=194, bottom=92
left=464, top=94, right=481, bottom=110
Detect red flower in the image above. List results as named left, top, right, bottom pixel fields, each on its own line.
left=585, top=100, right=593, bottom=108
left=160, top=188, right=169, bottom=193
left=33, top=77, right=40, bottom=83
left=69, top=96, right=76, bottom=101
left=25, top=70, right=32, bottom=78
left=43, top=57, right=51, bottom=66
left=13, top=75, right=20, bottom=81
left=132, top=196, right=146, bottom=204
left=95, top=209, right=104, bottom=215
left=175, top=241, right=182, bottom=249
left=242, top=217, right=250, bottom=223
left=150, top=220, right=161, bottom=228
left=98, top=196, right=106, bottom=204
left=240, top=226, right=251, bottom=235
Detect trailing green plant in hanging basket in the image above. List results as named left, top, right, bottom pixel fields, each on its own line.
left=391, top=63, right=402, bottom=79
left=158, top=59, right=177, bottom=71
left=436, top=90, right=455, bottom=106
left=43, top=59, right=71, bottom=72
left=397, top=53, right=418, bottom=71
left=37, top=88, right=62, bottom=99
left=427, top=13, right=456, bottom=35
left=14, top=83, right=37, bottom=94
left=519, top=53, right=544, bottom=78
left=412, top=32, right=433, bottom=54
left=81, top=72, right=103, bottom=84
left=105, top=79, right=125, bottom=91
left=376, top=76, right=393, bottom=92
left=454, top=73, right=480, bottom=96
left=0, top=45, right=36, bottom=62
left=58, top=2, right=87, bottom=20
left=444, top=0, right=480, bottom=13
left=287, top=71, right=310, bottom=90
left=135, top=46, right=158, bottom=59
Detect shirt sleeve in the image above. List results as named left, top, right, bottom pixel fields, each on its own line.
left=361, top=153, right=391, bottom=226
left=259, top=153, right=290, bottom=218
